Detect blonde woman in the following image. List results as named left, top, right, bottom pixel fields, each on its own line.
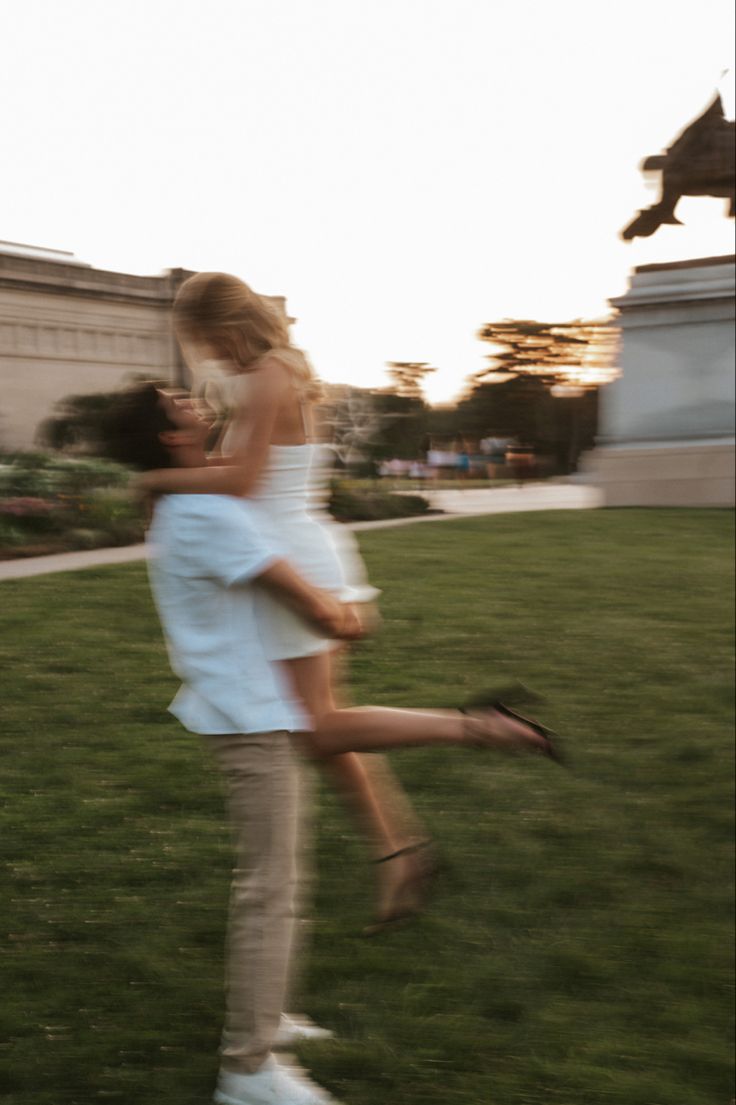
left=139, top=272, right=558, bottom=930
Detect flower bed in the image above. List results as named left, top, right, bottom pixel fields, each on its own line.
left=328, top=481, right=431, bottom=522
left=0, top=455, right=435, bottom=559
left=0, top=453, right=144, bottom=559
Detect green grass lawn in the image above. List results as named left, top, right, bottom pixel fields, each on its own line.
left=1, top=510, right=733, bottom=1105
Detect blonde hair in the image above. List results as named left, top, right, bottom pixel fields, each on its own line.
left=173, top=272, right=321, bottom=401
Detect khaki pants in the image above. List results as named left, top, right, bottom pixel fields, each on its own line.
left=205, top=731, right=302, bottom=1074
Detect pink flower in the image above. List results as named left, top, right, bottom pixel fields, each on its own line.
left=0, top=497, right=58, bottom=518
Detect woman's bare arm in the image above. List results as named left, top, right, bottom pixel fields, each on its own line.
left=256, top=560, right=363, bottom=641
left=221, top=357, right=292, bottom=494
left=136, top=357, right=290, bottom=497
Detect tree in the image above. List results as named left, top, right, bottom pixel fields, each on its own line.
left=36, top=389, right=127, bottom=454
left=332, top=362, right=436, bottom=466
left=454, top=375, right=554, bottom=442
left=461, top=318, right=617, bottom=473
left=368, top=389, right=430, bottom=462
left=385, top=362, right=437, bottom=400
left=316, top=384, right=384, bottom=472
left=475, top=319, right=617, bottom=389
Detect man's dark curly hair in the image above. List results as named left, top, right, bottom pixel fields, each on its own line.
left=102, top=381, right=177, bottom=471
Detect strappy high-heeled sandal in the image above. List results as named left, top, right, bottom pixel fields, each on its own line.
left=363, top=840, right=440, bottom=937
left=461, top=683, right=565, bottom=765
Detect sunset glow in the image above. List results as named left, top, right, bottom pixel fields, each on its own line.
left=1, top=0, right=733, bottom=403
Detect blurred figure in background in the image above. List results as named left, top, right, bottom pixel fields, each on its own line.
left=506, top=441, right=537, bottom=485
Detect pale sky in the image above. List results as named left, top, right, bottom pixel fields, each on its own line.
left=1, top=0, right=734, bottom=403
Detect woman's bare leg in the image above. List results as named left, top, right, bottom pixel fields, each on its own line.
left=282, top=650, right=550, bottom=926
left=285, top=653, right=550, bottom=758
left=306, top=704, right=547, bottom=757
left=283, top=650, right=419, bottom=858
left=283, top=650, right=433, bottom=923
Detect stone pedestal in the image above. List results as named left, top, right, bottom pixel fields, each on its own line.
left=581, top=255, right=735, bottom=507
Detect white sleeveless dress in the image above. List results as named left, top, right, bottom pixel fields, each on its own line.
left=208, top=367, right=379, bottom=661
left=242, top=441, right=379, bottom=661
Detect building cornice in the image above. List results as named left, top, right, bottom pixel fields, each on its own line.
left=0, top=250, right=193, bottom=307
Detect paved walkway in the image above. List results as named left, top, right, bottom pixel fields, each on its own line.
left=0, top=482, right=601, bottom=581
left=0, top=542, right=151, bottom=581
left=399, top=481, right=601, bottom=518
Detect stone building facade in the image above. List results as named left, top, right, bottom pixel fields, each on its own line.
left=0, top=242, right=193, bottom=451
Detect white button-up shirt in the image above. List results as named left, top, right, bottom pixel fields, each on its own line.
left=147, top=495, right=308, bottom=735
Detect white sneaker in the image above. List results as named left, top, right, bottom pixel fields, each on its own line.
left=274, top=1014, right=335, bottom=1049
left=214, top=1056, right=340, bottom=1105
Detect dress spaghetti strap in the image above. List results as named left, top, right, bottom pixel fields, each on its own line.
left=297, top=396, right=312, bottom=444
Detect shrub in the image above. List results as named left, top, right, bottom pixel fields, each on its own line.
left=80, top=488, right=145, bottom=546
left=0, top=458, right=433, bottom=558
left=0, top=452, right=131, bottom=497
left=0, top=519, right=33, bottom=549
left=0, top=496, right=60, bottom=535
left=0, top=451, right=142, bottom=557
left=328, top=481, right=431, bottom=522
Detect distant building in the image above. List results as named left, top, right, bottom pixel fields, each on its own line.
left=0, top=241, right=193, bottom=450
